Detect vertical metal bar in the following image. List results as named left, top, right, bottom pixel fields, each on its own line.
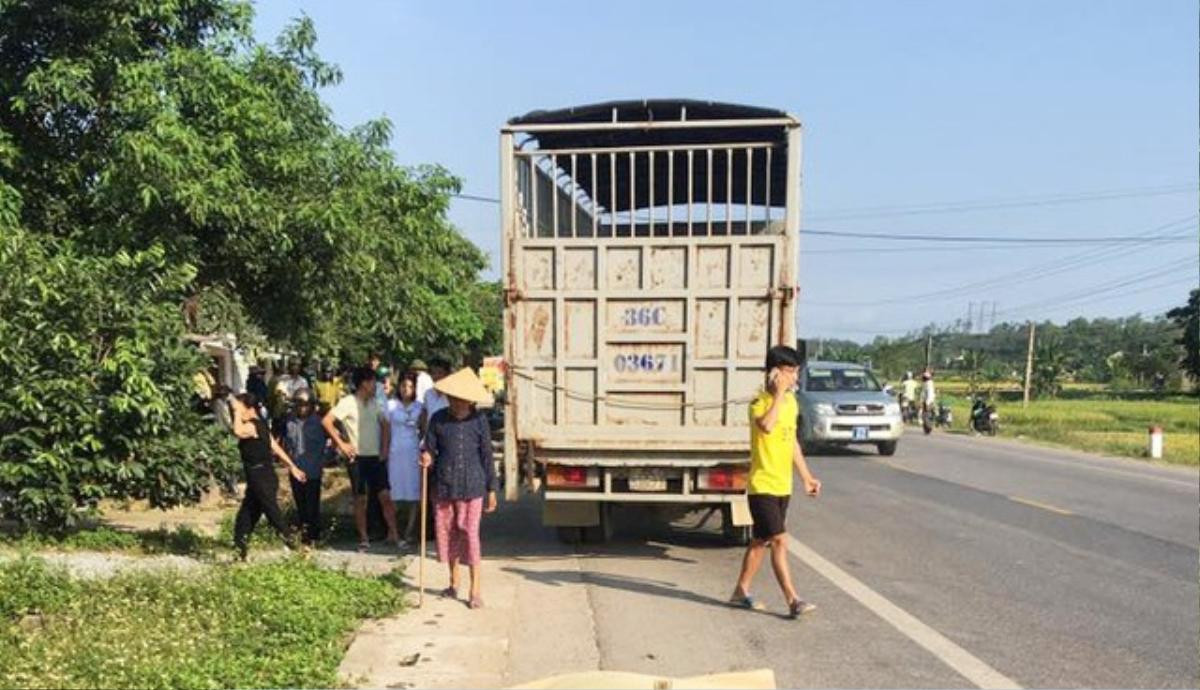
left=499, top=132, right=519, bottom=500
left=725, top=147, right=733, bottom=235
left=783, top=126, right=802, bottom=345
left=687, top=149, right=694, bottom=236
left=667, top=149, right=675, bottom=236
left=705, top=148, right=713, bottom=236
left=628, top=150, right=636, bottom=237
left=570, top=154, right=578, bottom=238
left=551, top=154, right=559, bottom=238
left=591, top=153, right=598, bottom=238
left=648, top=150, right=655, bottom=236
left=745, top=148, right=753, bottom=235
left=609, top=151, right=616, bottom=237
left=765, top=146, right=773, bottom=226
left=530, top=154, right=539, bottom=237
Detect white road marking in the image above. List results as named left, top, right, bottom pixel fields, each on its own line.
left=787, top=537, right=1022, bottom=690
left=1008, top=495, right=1073, bottom=516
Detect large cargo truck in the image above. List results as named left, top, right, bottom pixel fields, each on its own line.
left=500, top=100, right=801, bottom=544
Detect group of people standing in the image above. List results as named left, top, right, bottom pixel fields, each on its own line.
left=220, top=354, right=499, bottom=609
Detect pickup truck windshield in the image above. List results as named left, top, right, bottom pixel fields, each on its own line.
left=804, top=367, right=882, bottom=392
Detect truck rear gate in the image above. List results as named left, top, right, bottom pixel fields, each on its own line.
left=500, top=100, right=801, bottom=542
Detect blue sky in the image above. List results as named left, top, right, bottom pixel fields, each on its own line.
left=253, top=1, right=1198, bottom=342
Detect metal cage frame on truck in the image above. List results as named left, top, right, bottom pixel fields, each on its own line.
left=500, top=100, right=802, bottom=543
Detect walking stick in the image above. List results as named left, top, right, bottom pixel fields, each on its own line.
left=418, top=463, right=428, bottom=608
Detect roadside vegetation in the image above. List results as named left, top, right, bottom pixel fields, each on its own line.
left=0, top=555, right=404, bottom=689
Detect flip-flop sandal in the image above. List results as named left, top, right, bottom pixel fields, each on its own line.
left=440, top=586, right=458, bottom=599
left=729, top=593, right=765, bottom=611
left=357, top=541, right=370, bottom=553
left=788, top=599, right=817, bottom=619
left=469, top=596, right=484, bottom=610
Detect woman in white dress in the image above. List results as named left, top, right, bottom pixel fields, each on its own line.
left=386, top=374, right=425, bottom=546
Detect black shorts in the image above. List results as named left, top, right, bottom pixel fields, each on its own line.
left=349, top=456, right=389, bottom=496
left=748, top=494, right=790, bottom=541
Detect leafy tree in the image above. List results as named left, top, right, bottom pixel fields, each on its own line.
left=0, top=0, right=493, bottom=526
left=1031, top=337, right=1066, bottom=398
left=1167, top=288, right=1200, bottom=388
left=0, top=228, right=236, bottom=527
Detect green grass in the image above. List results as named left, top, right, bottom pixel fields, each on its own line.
left=0, top=555, right=405, bottom=689
left=941, top=395, right=1200, bottom=466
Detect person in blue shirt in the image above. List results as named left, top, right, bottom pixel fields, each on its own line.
left=281, top=389, right=330, bottom=545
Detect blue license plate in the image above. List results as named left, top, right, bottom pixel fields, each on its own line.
left=852, top=426, right=869, bottom=441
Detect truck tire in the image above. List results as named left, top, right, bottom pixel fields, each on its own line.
left=877, top=441, right=898, bottom=456
left=556, top=526, right=583, bottom=544
left=582, top=504, right=613, bottom=544
left=721, top=504, right=751, bottom=546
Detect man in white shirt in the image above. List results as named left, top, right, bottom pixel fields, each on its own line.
left=278, top=361, right=310, bottom=399
left=411, top=359, right=434, bottom=403
left=921, top=370, right=937, bottom=408
left=422, top=358, right=451, bottom=420
left=323, top=366, right=400, bottom=551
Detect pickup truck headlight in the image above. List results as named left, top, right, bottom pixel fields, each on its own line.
left=813, top=402, right=835, bottom=417
left=885, top=402, right=901, bottom=416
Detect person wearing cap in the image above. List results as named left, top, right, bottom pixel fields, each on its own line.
left=281, top=389, right=329, bottom=545
left=324, top=365, right=401, bottom=551
left=422, top=357, right=452, bottom=420
left=419, top=367, right=497, bottom=610
left=410, top=359, right=434, bottom=404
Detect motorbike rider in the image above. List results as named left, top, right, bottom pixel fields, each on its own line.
left=920, top=370, right=937, bottom=419
left=900, top=372, right=918, bottom=421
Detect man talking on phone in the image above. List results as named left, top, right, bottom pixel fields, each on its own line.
left=729, top=344, right=822, bottom=618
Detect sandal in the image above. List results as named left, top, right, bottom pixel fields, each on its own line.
left=357, top=541, right=370, bottom=553
left=469, top=595, right=484, bottom=610
left=440, top=586, right=458, bottom=599
left=729, top=591, right=765, bottom=611
left=788, top=599, right=817, bottom=619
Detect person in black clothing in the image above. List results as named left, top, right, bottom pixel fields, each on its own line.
left=230, top=392, right=307, bottom=560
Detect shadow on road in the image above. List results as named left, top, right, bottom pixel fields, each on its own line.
left=500, top=565, right=785, bottom=617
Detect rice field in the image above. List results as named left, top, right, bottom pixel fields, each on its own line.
left=940, top=396, right=1200, bottom=466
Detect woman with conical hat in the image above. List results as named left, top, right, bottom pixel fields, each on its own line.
left=419, top=367, right=497, bottom=609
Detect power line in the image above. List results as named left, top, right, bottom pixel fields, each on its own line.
left=802, top=215, right=1198, bottom=306
left=798, top=227, right=1193, bottom=244
left=804, top=183, right=1197, bottom=221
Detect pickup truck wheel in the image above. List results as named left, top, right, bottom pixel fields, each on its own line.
left=877, top=441, right=898, bottom=456
left=721, top=504, right=751, bottom=546
left=555, top=526, right=583, bottom=544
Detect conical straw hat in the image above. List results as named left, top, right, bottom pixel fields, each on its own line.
left=434, top=367, right=493, bottom=404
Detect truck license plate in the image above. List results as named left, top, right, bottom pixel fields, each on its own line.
left=628, top=469, right=668, bottom=492
left=852, top=426, right=869, bottom=441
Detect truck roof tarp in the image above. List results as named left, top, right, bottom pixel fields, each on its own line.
left=508, top=100, right=795, bottom=211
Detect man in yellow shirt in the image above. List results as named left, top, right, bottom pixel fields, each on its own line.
left=730, top=345, right=822, bottom=619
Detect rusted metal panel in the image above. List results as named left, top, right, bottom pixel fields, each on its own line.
left=502, top=106, right=800, bottom=454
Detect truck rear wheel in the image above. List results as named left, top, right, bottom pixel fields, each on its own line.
left=582, top=504, right=613, bottom=544
left=556, top=526, right=583, bottom=544
left=721, top=504, right=751, bottom=546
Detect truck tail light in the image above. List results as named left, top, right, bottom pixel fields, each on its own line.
left=546, top=465, right=599, bottom=488
left=697, top=466, right=747, bottom=492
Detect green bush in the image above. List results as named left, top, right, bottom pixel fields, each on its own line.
left=0, top=229, right=238, bottom=529
left=0, top=557, right=405, bottom=689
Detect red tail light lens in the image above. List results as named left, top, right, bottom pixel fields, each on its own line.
left=697, top=466, right=747, bottom=491
left=546, top=465, right=598, bottom=488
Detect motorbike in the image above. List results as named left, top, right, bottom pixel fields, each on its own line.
left=970, top=398, right=999, bottom=436
left=935, top=402, right=953, bottom=429
left=900, top=398, right=919, bottom=424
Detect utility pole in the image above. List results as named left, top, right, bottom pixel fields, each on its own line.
left=924, top=333, right=933, bottom=372
left=989, top=301, right=998, bottom=332
left=967, top=302, right=975, bottom=334
left=1023, top=321, right=1036, bottom=407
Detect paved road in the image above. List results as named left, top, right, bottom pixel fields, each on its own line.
left=499, top=433, right=1198, bottom=688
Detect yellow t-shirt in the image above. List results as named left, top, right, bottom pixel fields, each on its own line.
left=748, top=390, right=797, bottom=496
left=314, top=379, right=343, bottom=410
